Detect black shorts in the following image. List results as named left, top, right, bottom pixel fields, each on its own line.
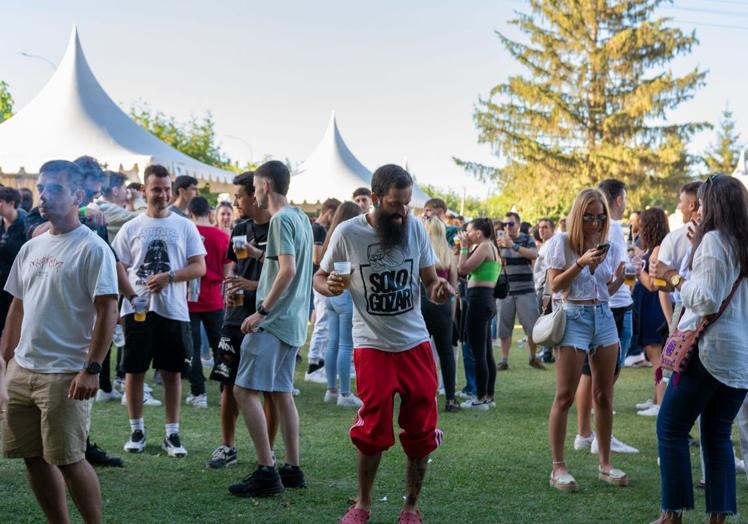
left=123, top=312, right=193, bottom=374
left=210, top=325, right=244, bottom=386
left=581, top=306, right=629, bottom=376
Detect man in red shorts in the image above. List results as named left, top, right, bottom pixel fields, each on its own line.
left=314, top=164, right=454, bottom=524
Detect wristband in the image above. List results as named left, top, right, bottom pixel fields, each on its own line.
left=460, top=248, right=468, bottom=255
left=79, top=206, right=87, bottom=219
left=575, top=261, right=584, bottom=271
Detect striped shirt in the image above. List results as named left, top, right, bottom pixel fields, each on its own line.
left=499, top=232, right=536, bottom=296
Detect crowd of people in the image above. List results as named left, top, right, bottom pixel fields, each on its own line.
left=0, top=155, right=747, bottom=524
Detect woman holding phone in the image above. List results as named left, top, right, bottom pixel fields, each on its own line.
left=546, top=188, right=626, bottom=491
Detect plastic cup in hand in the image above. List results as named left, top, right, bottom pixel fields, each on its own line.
left=334, top=261, right=352, bottom=289
left=233, top=235, right=249, bottom=260
left=624, top=264, right=637, bottom=287
left=133, top=296, right=149, bottom=322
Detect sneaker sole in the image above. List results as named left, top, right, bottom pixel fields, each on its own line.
left=124, top=445, right=145, bottom=454
left=162, top=444, right=187, bottom=458
left=208, top=458, right=238, bottom=469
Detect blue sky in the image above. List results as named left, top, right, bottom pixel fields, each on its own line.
left=1, top=0, right=746, bottom=197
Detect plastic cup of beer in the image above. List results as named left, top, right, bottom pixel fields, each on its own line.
left=230, top=290, right=244, bottom=307
left=334, top=261, right=352, bottom=289
left=233, top=235, right=249, bottom=259
left=624, top=264, right=637, bottom=287
left=133, top=296, right=149, bottom=322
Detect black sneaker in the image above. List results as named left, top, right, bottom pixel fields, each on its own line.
left=123, top=430, right=146, bottom=453
left=86, top=439, right=124, bottom=467
left=207, top=445, right=237, bottom=469
left=279, top=463, right=306, bottom=488
left=162, top=433, right=188, bottom=458
left=228, top=466, right=284, bottom=497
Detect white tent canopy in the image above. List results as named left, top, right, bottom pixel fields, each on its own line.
left=0, top=27, right=233, bottom=183
left=288, top=111, right=429, bottom=207
left=732, top=149, right=748, bottom=189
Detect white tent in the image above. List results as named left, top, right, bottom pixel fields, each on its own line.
left=732, top=149, right=748, bottom=189
left=288, top=111, right=429, bottom=207
left=0, top=27, right=233, bottom=184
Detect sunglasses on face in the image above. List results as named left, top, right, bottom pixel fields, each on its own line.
left=504, top=222, right=515, bottom=228
left=582, top=214, right=607, bottom=224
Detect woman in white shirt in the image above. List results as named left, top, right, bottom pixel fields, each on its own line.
left=649, top=174, right=748, bottom=524
left=546, top=189, right=626, bottom=491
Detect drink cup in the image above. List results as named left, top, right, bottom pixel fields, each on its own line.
left=624, top=264, right=637, bottom=287
left=334, top=261, right=352, bottom=289
left=133, top=296, right=149, bottom=322
left=233, top=235, right=249, bottom=259
left=232, top=291, right=244, bottom=307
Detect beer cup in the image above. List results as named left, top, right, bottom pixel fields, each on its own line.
left=334, top=261, right=352, bottom=289
left=233, top=235, right=249, bottom=259
left=133, top=296, right=149, bottom=322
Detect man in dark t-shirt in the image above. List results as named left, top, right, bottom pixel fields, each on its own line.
left=207, top=171, right=273, bottom=469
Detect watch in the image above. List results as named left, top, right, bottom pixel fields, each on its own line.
left=167, top=270, right=176, bottom=283
left=257, top=303, right=270, bottom=316
left=669, top=273, right=683, bottom=288
left=512, top=243, right=520, bottom=252
left=84, top=361, right=101, bottom=375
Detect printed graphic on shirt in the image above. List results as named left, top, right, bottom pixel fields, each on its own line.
left=136, top=239, right=171, bottom=281
left=360, top=243, right=414, bottom=316
left=28, top=255, right=64, bottom=279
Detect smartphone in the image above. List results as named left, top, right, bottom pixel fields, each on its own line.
left=596, top=242, right=610, bottom=254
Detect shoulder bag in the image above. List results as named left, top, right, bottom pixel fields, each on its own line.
left=658, top=276, right=743, bottom=382
left=531, top=235, right=573, bottom=347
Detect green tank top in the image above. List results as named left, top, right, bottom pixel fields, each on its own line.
left=469, top=245, right=501, bottom=282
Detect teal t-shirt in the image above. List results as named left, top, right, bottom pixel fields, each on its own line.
left=256, top=206, right=314, bottom=347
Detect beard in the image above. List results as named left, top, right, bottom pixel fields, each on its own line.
left=374, top=208, right=409, bottom=250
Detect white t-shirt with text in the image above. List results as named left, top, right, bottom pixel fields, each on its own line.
left=321, top=214, right=436, bottom=352
left=5, top=226, right=118, bottom=373
left=112, top=212, right=206, bottom=322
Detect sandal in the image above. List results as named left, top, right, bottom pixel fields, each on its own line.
left=549, top=471, right=579, bottom=491
left=340, top=507, right=370, bottom=524
left=398, top=509, right=423, bottom=524
left=598, top=466, right=629, bottom=486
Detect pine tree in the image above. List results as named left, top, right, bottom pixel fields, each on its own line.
left=461, top=0, right=707, bottom=221
left=703, top=105, right=742, bottom=175
left=0, top=81, right=13, bottom=123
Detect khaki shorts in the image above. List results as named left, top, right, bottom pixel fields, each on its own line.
left=2, top=360, right=91, bottom=465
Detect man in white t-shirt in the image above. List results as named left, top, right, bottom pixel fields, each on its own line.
left=314, top=165, right=454, bottom=524
left=1, top=160, right=119, bottom=523
left=573, top=179, right=639, bottom=455
left=112, top=164, right=206, bottom=458
left=656, top=181, right=702, bottom=327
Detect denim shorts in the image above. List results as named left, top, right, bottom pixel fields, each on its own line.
left=559, top=303, right=619, bottom=353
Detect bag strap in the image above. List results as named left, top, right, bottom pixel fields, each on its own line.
left=705, top=276, right=743, bottom=324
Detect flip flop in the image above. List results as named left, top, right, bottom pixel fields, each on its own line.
left=549, top=471, right=579, bottom=491
left=598, top=466, right=629, bottom=486
left=398, top=509, right=423, bottom=524
left=340, top=507, right=370, bottom=524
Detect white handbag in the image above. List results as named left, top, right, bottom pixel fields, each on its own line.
left=531, top=235, right=573, bottom=347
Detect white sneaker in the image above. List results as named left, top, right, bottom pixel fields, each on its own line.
left=124, top=429, right=146, bottom=453
left=437, top=387, right=445, bottom=396
left=337, top=393, right=363, bottom=408
left=464, top=400, right=490, bottom=411
left=591, top=435, right=640, bottom=454
left=574, top=433, right=595, bottom=450
left=456, top=391, right=473, bottom=400
left=112, top=324, right=126, bottom=347
left=292, top=388, right=300, bottom=396
left=123, top=390, right=162, bottom=407
left=635, top=399, right=654, bottom=411
left=637, top=404, right=660, bottom=417
left=114, top=377, right=125, bottom=392
left=185, top=394, right=196, bottom=406
left=191, top=393, right=208, bottom=409
left=323, top=390, right=338, bottom=404
left=96, top=389, right=123, bottom=402
left=624, top=354, right=646, bottom=367
left=304, top=367, right=327, bottom=384
left=143, top=383, right=153, bottom=394
left=162, top=433, right=187, bottom=458
left=460, top=397, right=477, bottom=409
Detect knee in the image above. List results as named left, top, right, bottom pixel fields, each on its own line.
left=593, top=389, right=613, bottom=411
left=553, top=392, right=575, bottom=413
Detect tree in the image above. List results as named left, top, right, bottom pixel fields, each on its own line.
left=420, top=184, right=486, bottom=218
left=703, top=105, right=742, bottom=174
left=130, top=102, right=233, bottom=171
left=0, top=81, right=13, bottom=123
left=460, top=0, right=707, bottom=222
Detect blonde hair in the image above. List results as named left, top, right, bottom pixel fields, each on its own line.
left=423, top=218, right=454, bottom=271
left=566, top=188, right=610, bottom=255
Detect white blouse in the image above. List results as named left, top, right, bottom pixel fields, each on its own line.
left=546, top=233, right=621, bottom=302
left=678, top=231, right=748, bottom=389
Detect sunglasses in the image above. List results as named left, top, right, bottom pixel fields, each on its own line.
left=582, top=214, right=607, bottom=224
left=503, top=222, right=515, bottom=227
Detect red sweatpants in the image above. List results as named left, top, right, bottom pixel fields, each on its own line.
left=350, top=341, right=442, bottom=459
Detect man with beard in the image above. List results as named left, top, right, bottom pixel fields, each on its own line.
left=228, top=161, right=313, bottom=497
left=314, top=164, right=454, bottom=524
left=112, top=164, right=206, bottom=458
left=1, top=160, right=119, bottom=524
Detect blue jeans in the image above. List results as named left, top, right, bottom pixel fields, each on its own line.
left=325, top=291, right=354, bottom=395
left=461, top=339, right=477, bottom=397
left=657, top=353, right=748, bottom=514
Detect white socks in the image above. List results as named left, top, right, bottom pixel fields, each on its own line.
left=165, top=422, right=179, bottom=436
left=129, top=418, right=144, bottom=433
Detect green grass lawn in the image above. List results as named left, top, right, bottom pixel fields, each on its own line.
left=2, top=335, right=747, bottom=523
